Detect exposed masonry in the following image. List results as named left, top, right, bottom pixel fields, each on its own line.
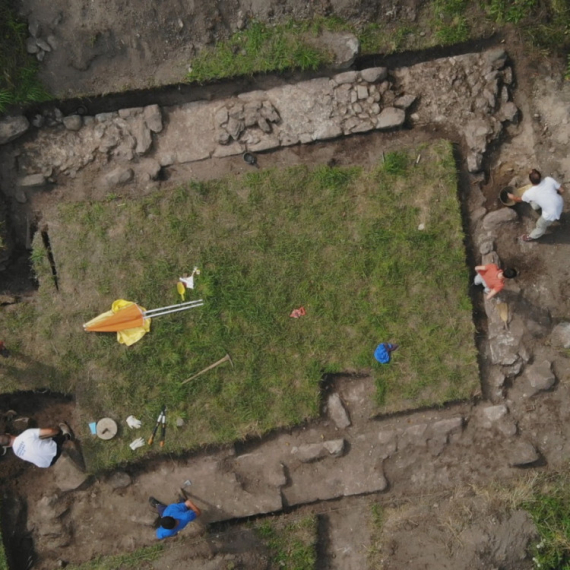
left=4, top=48, right=558, bottom=568
left=27, top=375, right=553, bottom=567
left=0, top=48, right=516, bottom=201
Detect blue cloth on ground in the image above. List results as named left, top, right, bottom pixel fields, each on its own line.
left=156, top=502, right=197, bottom=539
left=374, top=343, right=394, bottom=364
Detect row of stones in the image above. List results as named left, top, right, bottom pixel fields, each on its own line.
left=25, top=14, right=61, bottom=62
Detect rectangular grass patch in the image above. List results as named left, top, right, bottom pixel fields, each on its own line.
left=1, top=140, right=477, bottom=469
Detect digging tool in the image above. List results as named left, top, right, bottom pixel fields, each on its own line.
left=181, top=353, right=234, bottom=385
left=179, top=487, right=217, bottom=511
left=159, top=407, right=167, bottom=448
left=148, top=406, right=166, bottom=446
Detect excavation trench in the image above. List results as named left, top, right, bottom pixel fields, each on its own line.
left=2, top=38, right=570, bottom=570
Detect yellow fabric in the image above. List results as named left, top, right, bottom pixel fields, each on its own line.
left=177, top=281, right=186, bottom=301
left=112, top=300, right=151, bottom=346
left=84, top=300, right=151, bottom=346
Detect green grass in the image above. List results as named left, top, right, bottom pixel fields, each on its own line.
left=0, top=524, right=7, bottom=570
left=66, top=544, right=164, bottom=570
left=186, top=20, right=332, bottom=82
left=0, top=140, right=477, bottom=470
left=255, top=514, right=317, bottom=569
left=522, top=472, right=570, bottom=569
left=0, top=1, right=50, bottom=113
left=367, top=502, right=385, bottom=567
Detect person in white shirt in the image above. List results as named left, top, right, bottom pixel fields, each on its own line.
left=0, top=423, right=73, bottom=468
left=508, top=169, right=565, bottom=241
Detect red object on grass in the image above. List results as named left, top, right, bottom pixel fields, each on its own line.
left=289, top=306, right=306, bottom=318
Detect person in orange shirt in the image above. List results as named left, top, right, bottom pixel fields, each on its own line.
left=474, top=264, right=517, bottom=300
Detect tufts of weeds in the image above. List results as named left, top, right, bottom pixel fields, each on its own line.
left=65, top=544, right=164, bottom=570
left=522, top=473, right=570, bottom=570
left=255, top=515, right=317, bottom=569
left=481, top=0, right=570, bottom=54
left=187, top=20, right=331, bottom=82
left=432, top=0, right=471, bottom=45
left=483, top=0, right=539, bottom=24
left=381, top=151, right=410, bottom=176
left=0, top=3, right=51, bottom=113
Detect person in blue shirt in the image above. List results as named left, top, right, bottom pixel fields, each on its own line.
left=149, top=495, right=202, bottom=539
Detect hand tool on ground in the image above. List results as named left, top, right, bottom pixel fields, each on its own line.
left=181, top=353, right=234, bottom=385
left=180, top=487, right=217, bottom=510
left=148, top=405, right=166, bottom=445
left=159, top=407, right=167, bottom=448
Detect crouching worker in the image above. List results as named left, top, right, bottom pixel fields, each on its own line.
left=0, top=423, right=73, bottom=468
left=474, top=264, right=517, bottom=300
left=149, top=496, right=202, bottom=539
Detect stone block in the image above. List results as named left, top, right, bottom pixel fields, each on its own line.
left=360, top=67, right=387, bottom=83
left=53, top=455, right=89, bottom=492
left=103, top=167, right=133, bottom=187
left=333, top=71, right=359, bottom=85
left=0, top=116, right=30, bottom=145
left=327, top=393, right=351, bottom=429
left=526, top=360, right=555, bottom=392
left=63, top=115, right=83, bottom=131
left=357, top=85, right=368, bottom=100
left=394, top=94, right=417, bottom=109
left=551, top=323, right=570, bottom=348
left=483, top=405, right=508, bottom=424
left=376, top=107, right=405, bottom=129
left=143, top=104, right=163, bottom=133
left=481, top=208, right=517, bottom=231
left=292, top=440, right=345, bottom=463
left=509, top=441, right=539, bottom=466
left=107, top=471, right=132, bottom=489
left=18, top=174, right=46, bottom=187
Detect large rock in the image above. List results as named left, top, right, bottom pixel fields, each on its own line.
left=106, top=471, right=132, bottom=489
left=103, top=167, right=133, bottom=187
left=327, top=393, right=351, bottom=429
left=333, top=71, right=359, bottom=85
left=18, top=174, right=46, bottom=187
left=481, top=207, right=517, bottom=231
left=482, top=405, right=508, bottom=426
left=498, top=102, right=519, bottom=123
left=509, top=441, right=539, bottom=467
left=394, top=94, right=416, bottom=109
left=360, top=67, right=387, bottom=83
left=376, top=107, right=406, bottom=129
left=0, top=116, right=30, bottom=145
left=464, top=119, right=492, bottom=152
left=143, top=104, right=163, bottom=133
left=63, top=115, right=83, bottom=131
left=317, top=31, right=359, bottom=70
left=526, top=360, right=555, bottom=392
left=483, top=48, right=508, bottom=70
left=551, top=323, right=570, bottom=348
left=291, top=439, right=345, bottom=463
left=52, top=455, right=89, bottom=491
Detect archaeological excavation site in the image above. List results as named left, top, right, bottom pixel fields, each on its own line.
left=1, top=1, right=570, bottom=569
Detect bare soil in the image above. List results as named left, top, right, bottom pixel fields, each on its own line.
left=17, top=0, right=422, bottom=98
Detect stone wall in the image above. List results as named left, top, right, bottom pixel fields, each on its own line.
left=0, top=48, right=517, bottom=197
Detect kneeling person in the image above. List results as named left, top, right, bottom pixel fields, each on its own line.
left=474, top=264, right=517, bottom=300
left=150, top=496, right=202, bottom=539
left=0, top=423, right=73, bottom=468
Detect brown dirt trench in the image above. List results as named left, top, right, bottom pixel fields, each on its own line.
left=3, top=38, right=570, bottom=570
